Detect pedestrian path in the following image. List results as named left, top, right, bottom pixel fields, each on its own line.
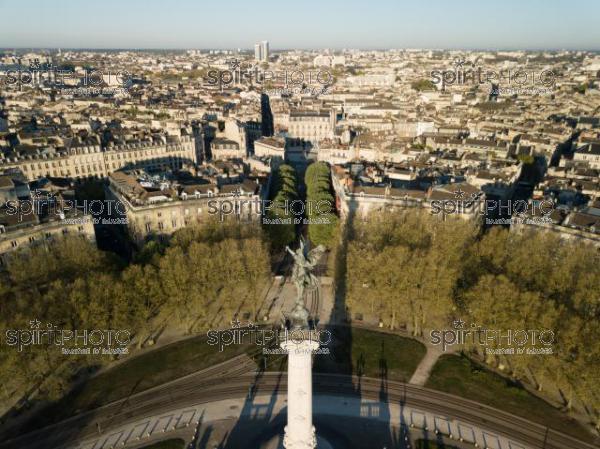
left=409, top=344, right=445, bottom=386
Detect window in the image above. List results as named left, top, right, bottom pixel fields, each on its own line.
left=78, top=226, right=84, bottom=232
left=158, top=222, right=164, bottom=231
left=11, top=240, right=17, bottom=248
left=145, top=223, right=151, bottom=233
left=171, top=219, right=177, bottom=228
left=29, top=236, right=35, bottom=243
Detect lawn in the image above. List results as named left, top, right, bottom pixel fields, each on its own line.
left=256, top=326, right=427, bottom=382
left=22, top=334, right=254, bottom=430
left=317, top=326, right=426, bottom=382
left=426, top=354, right=597, bottom=444
left=139, top=439, right=185, bottom=449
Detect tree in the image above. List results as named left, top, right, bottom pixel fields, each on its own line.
left=345, top=210, right=475, bottom=333
left=0, top=221, right=272, bottom=410
left=411, top=79, right=436, bottom=91
left=265, top=164, right=298, bottom=249
left=305, top=162, right=339, bottom=248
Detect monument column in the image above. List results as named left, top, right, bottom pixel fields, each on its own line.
left=282, top=336, right=319, bottom=449
left=282, top=238, right=325, bottom=449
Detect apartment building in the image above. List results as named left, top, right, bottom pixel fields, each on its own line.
left=331, top=163, right=484, bottom=220
left=254, top=137, right=286, bottom=158
left=573, top=143, right=600, bottom=168
left=211, top=138, right=243, bottom=160
left=0, top=190, right=95, bottom=266
left=288, top=110, right=336, bottom=143
left=0, top=135, right=198, bottom=181
left=106, top=169, right=264, bottom=246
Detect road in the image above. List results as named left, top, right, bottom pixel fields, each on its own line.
left=1, top=355, right=598, bottom=449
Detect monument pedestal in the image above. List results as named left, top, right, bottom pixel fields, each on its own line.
left=281, top=339, right=320, bottom=449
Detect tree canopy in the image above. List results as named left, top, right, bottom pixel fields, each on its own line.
left=304, top=162, right=339, bottom=248
left=345, top=210, right=600, bottom=425
left=0, top=221, right=270, bottom=408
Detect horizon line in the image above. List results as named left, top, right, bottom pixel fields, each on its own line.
left=2, top=47, right=600, bottom=53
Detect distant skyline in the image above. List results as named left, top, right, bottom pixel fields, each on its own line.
left=1, top=0, right=600, bottom=50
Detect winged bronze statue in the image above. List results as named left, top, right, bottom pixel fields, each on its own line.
left=285, top=237, right=325, bottom=329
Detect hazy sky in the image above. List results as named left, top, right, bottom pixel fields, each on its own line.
left=1, top=0, right=599, bottom=50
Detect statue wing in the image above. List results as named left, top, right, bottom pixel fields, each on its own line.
left=307, top=245, right=326, bottom=266
left=285, top=245, right=295, bottom=257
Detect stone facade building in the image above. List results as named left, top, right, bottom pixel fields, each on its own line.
left=0, top=135, right=198, bottom=181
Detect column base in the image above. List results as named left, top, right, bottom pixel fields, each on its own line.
left=283, top=425, right=317, bottom=449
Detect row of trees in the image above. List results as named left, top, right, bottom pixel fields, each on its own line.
left=0, top=221, right=270, bottom=406
left=264, top=164, right=297, bottom=249
left=304, top=162, right=339, bottom=248
left=345, top=210, right=600, bottom=426
left=346, top=210, right=477, bottom=335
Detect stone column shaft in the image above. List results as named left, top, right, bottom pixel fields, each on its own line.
left=282, top=339, right=319, bottom=449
